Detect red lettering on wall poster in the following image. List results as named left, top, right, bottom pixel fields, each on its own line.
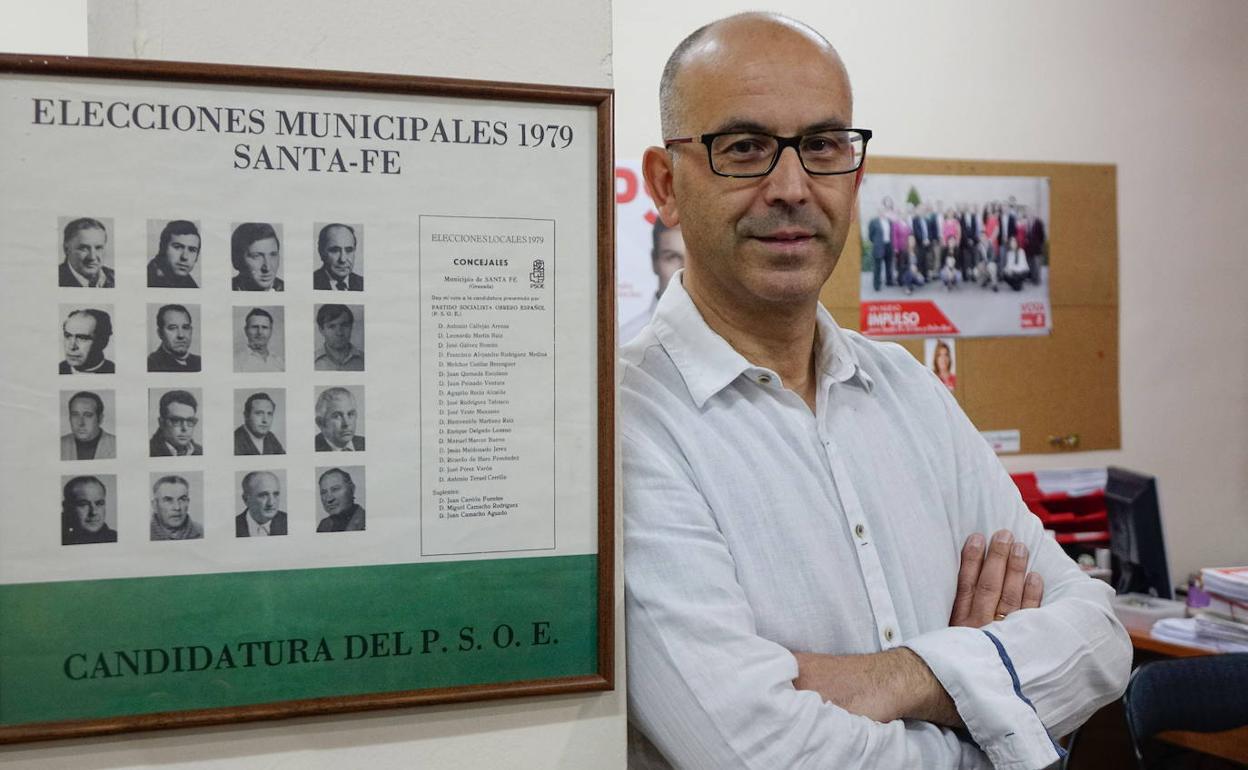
left=615, top=167, right=638, bottom=204
left=1020, top=302, right=1047, bottom=328
left=859, top=301, right=959, bottom=336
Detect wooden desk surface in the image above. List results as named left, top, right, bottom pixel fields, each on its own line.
left=1128, top=627, right=1216, bottom=658
left=1129, top=627, right=1248, bottom=765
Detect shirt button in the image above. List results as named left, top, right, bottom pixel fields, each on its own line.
left=883, top=627, right=895, bottom=642
left=758, top=374, right=771, bottom=384
left=854, top=523, right=866, bottom=539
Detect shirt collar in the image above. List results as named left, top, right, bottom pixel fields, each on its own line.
left=67, top=261, right=104, bottom=287
left=164, top=439, right=192, bottom=456
left=650, top=270, right=873, bottom=408
left=247, top=513, right=272, bottom=536
left=317, top=346, right=362, bottom=365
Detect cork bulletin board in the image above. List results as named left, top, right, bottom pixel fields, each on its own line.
left=825, top=156, right=1120, bottom=455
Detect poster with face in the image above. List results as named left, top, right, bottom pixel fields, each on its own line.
left=615, top=161, right=689, bottom=345
left=924, top=338, right=957, bottom=394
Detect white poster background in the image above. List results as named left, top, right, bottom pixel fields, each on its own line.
left=615, top=160, right=659, bottom=333
left=0, top=73, right=600, bottom=584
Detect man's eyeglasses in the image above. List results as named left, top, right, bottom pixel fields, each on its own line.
left=664, top=129, right=872, bottom=178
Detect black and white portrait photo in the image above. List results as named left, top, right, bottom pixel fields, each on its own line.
left=316, top=466, right=366, bottom=533
left=146, top=219, right=202, bottom=288
left=313, top=303, right=365, bottom=371
left=314, top=385, right=365, bottom=452
left=233, top=388, right=287, bottom=456
left=146, top=303, right=202, bottom=372
left=61, top=473, right=117, bottom=545
left=59, top=304, right=115, bottom=374
left=312, top=222, right=364, bottom=291
left=148, top=388, right=204, bottom=457
left=149, top=471, right=204, bottom=541
left=230, top=222, right=284, bottom=291
left=235, top=469, right=288, bottom=537
left=233, top=305, right=285, bottom=373
left=58, top=216, right=115, bottom=288
left=59, top=389, right=116, bottom=461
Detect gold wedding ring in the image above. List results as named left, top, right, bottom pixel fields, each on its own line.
left=994, top=613, right=1007, bottom=621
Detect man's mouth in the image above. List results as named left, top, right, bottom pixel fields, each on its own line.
left=755, top=229, right=815, bottom=243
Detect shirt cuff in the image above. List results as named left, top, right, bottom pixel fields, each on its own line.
left=904, top=626, right=1062, bottom=770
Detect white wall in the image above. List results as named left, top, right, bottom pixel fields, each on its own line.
left=0, top=0, right=87, bottom=54
left=615, top=0, right=1248, bottom=583
left=2, top=1, right=625, bottom=769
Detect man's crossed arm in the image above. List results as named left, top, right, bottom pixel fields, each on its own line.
left=791, top=529, right=1043, bottom=726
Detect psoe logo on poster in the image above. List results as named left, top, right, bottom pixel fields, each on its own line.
left=1020, top=302, right=1047, bottom=329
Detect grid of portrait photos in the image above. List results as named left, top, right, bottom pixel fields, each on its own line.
left=57, top=217, right=371, bottom=545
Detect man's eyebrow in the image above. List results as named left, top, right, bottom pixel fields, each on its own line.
left=707, top=117, right=852, bottom=135
left=708, top=118, right=771, bottom=134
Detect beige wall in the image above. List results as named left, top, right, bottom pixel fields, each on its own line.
left=614, top=0, right=1248, bottom=584
left=1, top=1, right=625, bottom=769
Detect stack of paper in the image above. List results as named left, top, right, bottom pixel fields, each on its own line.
left=1034, top=468, right=1107, bottom=497
left=1197, top=567, right=1248, bottom=622
left=1151, top=617, right=1248, bottom=653
left=1194, top=614, right=1248, bottom=644
left=1202, top=566, right=1248, bottom=602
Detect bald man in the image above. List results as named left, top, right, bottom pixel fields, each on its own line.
left=622, top=14, right=1128, bottom=769
left=234, top=471, right=288, bottom=537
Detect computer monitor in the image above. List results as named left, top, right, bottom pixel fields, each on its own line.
left=1106, top=467, right=1172, bottom=599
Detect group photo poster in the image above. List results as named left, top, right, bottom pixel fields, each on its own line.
left=858, top=172, right=1052, bottom=338
left=0, top=54, right=614, bottom=743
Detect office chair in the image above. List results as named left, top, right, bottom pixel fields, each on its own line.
left=1123, top=653, right=1248, bottom=769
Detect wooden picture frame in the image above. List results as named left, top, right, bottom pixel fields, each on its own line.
left=0, top=53, right=614, bottom=743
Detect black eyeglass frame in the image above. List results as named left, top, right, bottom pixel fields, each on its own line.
left=664, top=128, right=874, bottom=178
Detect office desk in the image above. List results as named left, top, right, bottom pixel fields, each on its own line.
left=1127, top=628, right=1248, bottom=766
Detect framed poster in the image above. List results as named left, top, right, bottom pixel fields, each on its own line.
left=0, top=54, right=614, bottom=743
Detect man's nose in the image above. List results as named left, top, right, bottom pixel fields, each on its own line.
left=761, top=146, right=810, bottom=206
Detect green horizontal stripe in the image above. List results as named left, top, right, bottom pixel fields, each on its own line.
left=0, top=555, right=597, bottom=727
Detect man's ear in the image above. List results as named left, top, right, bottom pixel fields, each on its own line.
left=642, top=145, right=681, bottom=227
